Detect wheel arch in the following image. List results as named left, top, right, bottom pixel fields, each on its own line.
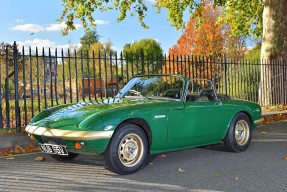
left=222, top=111, right=253, bottom=140
left=115, top=118, right=152, bottom=151
left=238, top=111, right=253, bottom=127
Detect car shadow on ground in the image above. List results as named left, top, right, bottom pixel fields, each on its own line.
left=56, top=154, right=160, bottom=176
left=60, top=143, right=229, bottom=169
left=63, top=154, right=106, bottom=166
left=199, top=142, right=230, bottom=152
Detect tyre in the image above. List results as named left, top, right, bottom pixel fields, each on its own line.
left=50, top=152, right=78, bottom=162
left=224, top=113, right=252, bottom=152
left=104, top=124, right=148, bottom=175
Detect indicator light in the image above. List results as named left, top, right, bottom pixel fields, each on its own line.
left=30, top=135, right=35, bottom=141
left=75, top=142, right=82, bottom=149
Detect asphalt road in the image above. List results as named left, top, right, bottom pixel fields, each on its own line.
left=0, top=122, right=287, bottom=192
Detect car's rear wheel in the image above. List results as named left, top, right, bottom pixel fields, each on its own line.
left=50, top=153, right=78, bottom=161
left=105, top=124, right=148, bottom=175
left=224, top=113, right=252, bottom=152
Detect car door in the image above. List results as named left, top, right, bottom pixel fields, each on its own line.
left=167, top=100, right=224, bottom=142
left=167, top=79, right=229, bottom=145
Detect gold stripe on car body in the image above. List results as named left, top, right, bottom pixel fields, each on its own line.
left=25, top=125, right=114, bottom=140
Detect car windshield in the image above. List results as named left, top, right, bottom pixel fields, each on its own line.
left=117, top=75, right=185, bottom=100
left=188, top=79, right=214, bottom=93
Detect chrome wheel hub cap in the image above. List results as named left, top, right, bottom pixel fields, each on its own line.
left=118, top=133, right=144, bottom=167
left=235, top=120, right=250, bottom=146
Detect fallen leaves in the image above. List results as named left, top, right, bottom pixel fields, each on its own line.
left=262, top=105, right=287, bottom=123
left=262, top=105, right=287, bottom=112
left=263, top=114, right=287, bottom=123
left=14, top=146, right=26, bottom=154
left=261, top=131, right=269, bottom=135
left=177, top=168, right=185, bottom=173
left=283, top=156, right=287, bottom=161
left=214, top=173, right=221, bottom=177
left=6, top=156, right=16, bottom=160
left=160, top=154, right=167, bottom=158
left=0, top=144, right=41, bottom=156
left=35, top=156, right=45, bottom=161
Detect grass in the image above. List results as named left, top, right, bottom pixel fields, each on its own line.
left=0, top=127, right=26, bottom=136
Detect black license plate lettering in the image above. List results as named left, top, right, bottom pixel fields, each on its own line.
left=41, top=144, right=68, bottom=155
left=52, top=145, right=65, bottom=154
left=41, top=145, right=53, bottom=153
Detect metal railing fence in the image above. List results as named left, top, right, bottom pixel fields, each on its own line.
left=0, top=42, right=286, bottom=130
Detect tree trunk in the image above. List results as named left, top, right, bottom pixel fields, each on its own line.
left=259, top=0, right=287, bottom=106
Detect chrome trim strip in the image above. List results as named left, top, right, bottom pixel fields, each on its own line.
left=25, top=125, right=114, bottom=140
left=254, top=118, right=264, bottom=125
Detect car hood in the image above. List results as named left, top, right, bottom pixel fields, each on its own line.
left=29, top=98, right=167, bottom=130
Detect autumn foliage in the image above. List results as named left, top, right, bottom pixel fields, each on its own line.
left=164, top=1, right=246, bottom=79
left=262, top=105, right=287, bottom=123
left=0, top=144, right=41, bottom=156
left=168, top=0, right=247, bottom=57
left=169, top=2, right=224, bottom=56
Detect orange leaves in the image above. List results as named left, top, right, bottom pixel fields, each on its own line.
left=14, top=146, right=26, bottom=154
left=167, top=0, right=247, bottom=77
left=0, top=148, right=15, bottom=156
left=165, top=2, right=232, bottom=78
left=0, top=144, right=44, bottom=162
left=262, top=105, right=287, bottom=123
left=262, top=105, right=287, bottom=112
left=263, top=114, right=287, bottom=123
left=0, top=144, right=41, bottom=156
left=35, top=156, right=45, bottom=161
left=25, top=144, right=42, bottom=153
left=276, top=105, right=287, bottom=111
left=169, top=2, right=224, bottom=57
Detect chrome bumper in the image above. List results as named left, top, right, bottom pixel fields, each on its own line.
left=25, top=125, right=114, bottom=140
left=254, top=118, right=264, bottom=125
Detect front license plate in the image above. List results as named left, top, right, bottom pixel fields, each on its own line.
left=41, top=144, right=68, bottom=156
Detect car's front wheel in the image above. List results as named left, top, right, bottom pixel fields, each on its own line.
left=105, top=124, right=148, bottom=175
left=224, top=113, right=252, bottom=152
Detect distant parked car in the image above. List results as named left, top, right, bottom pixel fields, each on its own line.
left=25, top=74, right=263, bottom=174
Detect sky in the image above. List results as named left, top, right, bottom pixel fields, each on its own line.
left=0, top=0, right=186, bottom=54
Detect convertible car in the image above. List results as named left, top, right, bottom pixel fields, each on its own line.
left=25, top=74, right=263, bottom=174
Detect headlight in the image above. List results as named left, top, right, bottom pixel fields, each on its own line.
left=78, top=114, right=102, bottom=130
left=30, top=103, right=72, bottom=123
left=30, top=110, right=51, bottom=123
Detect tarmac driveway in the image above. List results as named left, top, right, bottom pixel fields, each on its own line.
left=0, top=122, right=286, bottom=192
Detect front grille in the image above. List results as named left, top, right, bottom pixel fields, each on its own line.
left=41, top=136, right=66, bottom=145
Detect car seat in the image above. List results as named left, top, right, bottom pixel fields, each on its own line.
left=199, top=89, right=215, bottom=101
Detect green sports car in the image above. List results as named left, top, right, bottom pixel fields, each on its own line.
left=25, top=74, right=263, bottom=174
